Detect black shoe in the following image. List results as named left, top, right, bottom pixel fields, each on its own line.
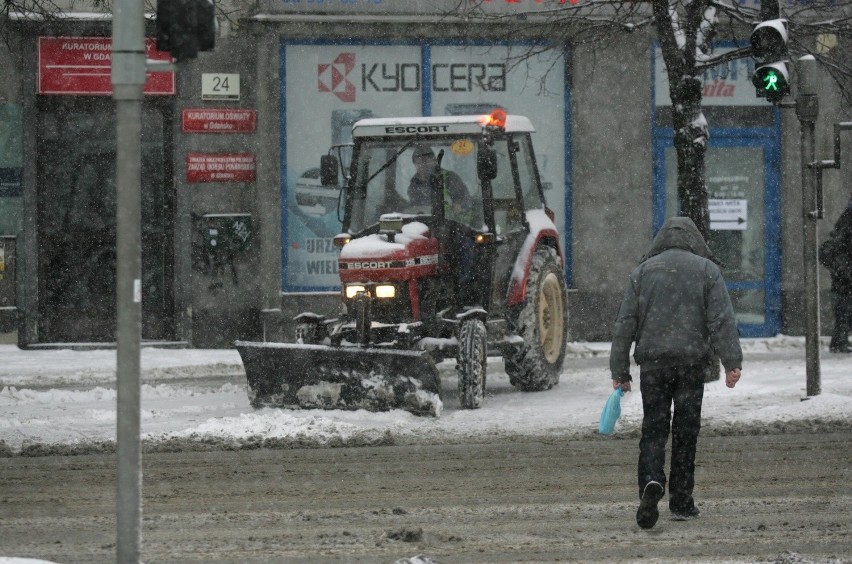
left=636, top=481, right=664, bottom=529
left=671, top=506, right=701, bottom=521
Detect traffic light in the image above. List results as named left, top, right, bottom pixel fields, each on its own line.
left=156, top=0, right=217, bottom=62
left=750, top=18, right=790, bottom=103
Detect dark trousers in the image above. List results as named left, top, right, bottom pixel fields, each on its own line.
left=830, top=287, right=852, bottom=349
left=638, top=364, right=704, bottom=512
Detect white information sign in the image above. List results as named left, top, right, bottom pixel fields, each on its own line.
left=709, top=198, right=748, bottom=230
left=202, top=73, right=240, bottom=101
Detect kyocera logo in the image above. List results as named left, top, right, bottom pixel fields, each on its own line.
left=318, top=53, right=356, bottom=103
left=318, top=52, right=508, bottom=103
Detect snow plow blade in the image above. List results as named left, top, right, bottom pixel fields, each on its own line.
left=235, top=341, right=443, bottom=416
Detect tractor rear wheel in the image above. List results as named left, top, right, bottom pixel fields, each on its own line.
left=504, top=246, right=568, bottom=391
left=457, top=318, right=487, bottom=409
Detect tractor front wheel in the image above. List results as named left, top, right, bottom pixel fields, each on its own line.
left=457, top=318, right=487, bottom=409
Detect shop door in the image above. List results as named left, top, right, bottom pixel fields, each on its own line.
left=36, top=98, right=174, bottom=342
left=653, top=132, right=781, bottom=337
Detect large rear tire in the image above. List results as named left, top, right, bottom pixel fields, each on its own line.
left=457, top=318, right=487, bottom=409
left=504, top=246, right=568, bottom=391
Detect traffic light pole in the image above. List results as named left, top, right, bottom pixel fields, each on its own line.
left=111, top=1, right=206, bottom=558
left=796, top=56, right=821, bottom=397
left=111, top=0, right=145, bottom=559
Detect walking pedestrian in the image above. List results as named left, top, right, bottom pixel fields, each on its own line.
left=610, top=217, right=743, bottom=529
left=820, top=193, right=852, bottom=353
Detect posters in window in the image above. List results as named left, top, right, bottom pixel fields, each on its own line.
left=282, top=42, right=567, bottom=290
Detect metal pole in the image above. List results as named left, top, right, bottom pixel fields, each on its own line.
left=796, top=56, right=821, bottom=396
left=111, top=0, right=146, bottom=559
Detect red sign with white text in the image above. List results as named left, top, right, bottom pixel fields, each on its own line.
left=182, top=109, right=257, bottom=133
left=186, top=153, right=256, bottom=183
left=38, top=37, right=175, bottom=95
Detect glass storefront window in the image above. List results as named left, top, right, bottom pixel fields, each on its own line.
left=654, top=41, right=782, bottom=336
left=280, top=42, right=568, bottom=291
left=729, top=288, right=766, bottom=326
left=0, top=104, right=23, bottom=235
left=665, top=146, right=765, bottom=283
left=657, top=138, right=781, bottom=336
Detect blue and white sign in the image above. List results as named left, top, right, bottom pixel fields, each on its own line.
left=654, top=46, right=765, bottom=107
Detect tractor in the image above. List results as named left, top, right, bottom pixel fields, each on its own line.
left=236, top=109, right=569, bottom=416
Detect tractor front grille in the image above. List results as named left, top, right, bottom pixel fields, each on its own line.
left=344, top=282, right=412, bottom=324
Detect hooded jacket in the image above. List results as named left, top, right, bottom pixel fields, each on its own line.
left=610, top=217, right=743, bottom=381
left=825, top=195, right=852, bottom=290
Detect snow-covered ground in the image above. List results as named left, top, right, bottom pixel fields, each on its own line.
left=1, top=335, right=850, bottom=455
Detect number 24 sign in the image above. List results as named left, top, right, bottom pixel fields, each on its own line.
left=202, top=73, right=240, bottom=101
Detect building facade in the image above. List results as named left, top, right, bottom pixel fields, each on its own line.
left=0, top=0, right=849, bottom=347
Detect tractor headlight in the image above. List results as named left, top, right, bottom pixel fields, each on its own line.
left=374, top=285, right=396, bottom=299
left=333, top=233, right=352, bottom=248
left=345, top=285, right=367, bottom=299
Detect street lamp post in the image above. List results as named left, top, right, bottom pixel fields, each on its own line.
left=111, top=0, right=145, bottom=559
left=796, top=55, right=821, bottom=397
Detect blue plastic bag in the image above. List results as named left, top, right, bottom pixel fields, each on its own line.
left=598, top=388, right=625, bottom=435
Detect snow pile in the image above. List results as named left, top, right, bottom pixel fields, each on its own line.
left=0, top=336, right=851, bottom=455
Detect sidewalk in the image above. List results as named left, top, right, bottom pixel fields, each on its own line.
left=0, top=334, right=846, bottom=385
left=1, top=336, right=851, bottom=454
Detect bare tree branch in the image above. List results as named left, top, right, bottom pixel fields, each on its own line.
left=446, top=0, right=852, bottom=238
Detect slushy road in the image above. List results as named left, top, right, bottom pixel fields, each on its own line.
left=1, top=431, right=850, bottom=563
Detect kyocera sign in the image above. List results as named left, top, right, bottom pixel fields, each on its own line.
left=318, top=52, right=506, bottom=103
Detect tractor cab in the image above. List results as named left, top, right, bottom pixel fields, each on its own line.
left=322, top=110, right=550, bottom=320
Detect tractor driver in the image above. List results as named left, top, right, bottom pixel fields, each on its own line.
left=408, top=144, right=482, bottom=308
left=407, top=144, right=472, bottom=222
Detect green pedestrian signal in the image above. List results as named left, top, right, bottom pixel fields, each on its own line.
left=763, top=70, right=779, bottom=91
left=750, top=19, right=790, bottom=104
left=752, top=63, right=790, bottom=103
